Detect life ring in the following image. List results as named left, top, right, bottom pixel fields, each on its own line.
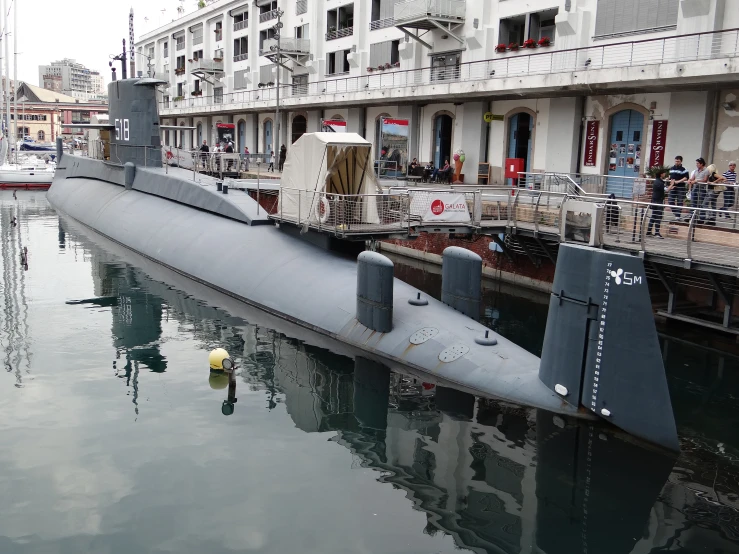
left=316, top=197, right=331, bottom=224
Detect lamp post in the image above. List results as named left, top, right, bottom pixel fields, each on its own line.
left=270, top=9, right=284, bottom=155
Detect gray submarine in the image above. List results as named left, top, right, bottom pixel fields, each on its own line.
left=46, top=74, right=679, bottom=451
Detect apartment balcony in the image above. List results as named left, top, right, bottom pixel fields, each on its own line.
left=259, top=9, right=277, bottom=23
left=159, top=28, right=739, bottom=117
left=190, top=58, right=224, bottom=85
left=261, top=38, right=311, bottom=67
left=234, top=20, right=249, bottom=32
left=326, top=27, right=353, bottom=41
left=394, top=0, right=465, bottom=47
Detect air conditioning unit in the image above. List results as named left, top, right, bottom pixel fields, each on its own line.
left=215, top=48, right=224, bottom=59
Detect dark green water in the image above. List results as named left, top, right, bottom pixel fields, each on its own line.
left=1, top=191, right=738, bottom=554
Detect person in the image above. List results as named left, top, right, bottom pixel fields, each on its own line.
left=646, top=169, right=671, bottom=238
left=432, top=160, right=451, bottom=183
left=702, top=164, right=726, bottom=225
left=224, top=140, right=234, bottom=171
left=604, top=193, right=619, bottom=233
left=409, top=158, right=419, bottom=171
left=668, top=155, right=689, bottom=220
left=279, top=144, right=287, bottom=172
left=243, top=146, right=250, bottom=172
left=720, top=161, right=736, bottom=216
left=268, top=150, right=275, bottom=172
left=199, top=139, right=209, bottom=170
left=687, top=157, right=710, bottom=223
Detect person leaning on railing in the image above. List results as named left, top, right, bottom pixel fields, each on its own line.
left=719, top=161, right=736, bottom=217
left=703, top=164, right=726, bottom=226
left=668, top=155, right=689, bottom=220
left=687, top=157, right=710, bottom=224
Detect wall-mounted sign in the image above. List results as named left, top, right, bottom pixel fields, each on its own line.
left=483, top=112, right=504, bottom=123
left=583, top=120, right=599, bottom=167
left=649, top=120, right=668, bottom=168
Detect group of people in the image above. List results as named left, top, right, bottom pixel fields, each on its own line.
left=408, top=158, right=453, bottom=183
left=646, top=156, right=736, bottom=238
left=197, top=141, right=288, bottom=173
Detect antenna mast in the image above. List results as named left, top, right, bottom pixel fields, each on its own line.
left=129, top=8, right=135, bottom=77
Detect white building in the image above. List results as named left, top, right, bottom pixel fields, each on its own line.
left=136, top=0, right=739, bottom=185
left=38, top=59, right=107, bottom=102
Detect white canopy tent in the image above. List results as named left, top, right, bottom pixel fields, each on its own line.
left=279, top=133, right=381, bottom=225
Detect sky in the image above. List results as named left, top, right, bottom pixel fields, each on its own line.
left=9, top=0, right=205, bottom=86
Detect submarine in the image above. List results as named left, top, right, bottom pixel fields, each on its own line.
left=46, top=72, right=679, bottom=451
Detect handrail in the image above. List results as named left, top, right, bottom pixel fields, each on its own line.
left=160, top=27, right=739, bottom=111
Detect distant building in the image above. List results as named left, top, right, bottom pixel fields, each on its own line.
left=13, top=82, right=108, bottom=140
left=38, top=59, right=107, bottom=101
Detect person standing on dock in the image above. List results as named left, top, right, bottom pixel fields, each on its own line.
left=668, top=155, right=689, bottom=220
left=688, top=157, right=710, bottom=223
left=647, top=168, right=671, bottom=239
left=243, top=146, right=250, bottom=172
left=279, top=145, right=287, bottom=172
left=199, top=140, right=209, bottom=170
left=268, top=150, right=275, bottom=172
left=720, top=161, right=736, bottom=217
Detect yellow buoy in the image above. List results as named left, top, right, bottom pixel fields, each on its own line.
left=209, top=348, right=230, bottom=370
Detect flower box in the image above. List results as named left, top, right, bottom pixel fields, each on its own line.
left=495, top=44, right=507, bottom=53
left=384, top=62, right=391, bottom=69
left=393, top=61, right=400, bottom=67
left=523, top=39, right=536, bottom=48
left=174, top=68, right=185, bottom=75
left=537, top=37, right=551, bottom=47
left=508, top=42, right=519, bottom=51
left=377, top=65, right=384, bottom=71
left=366, top=66, right=374, bottom=72
left=191, top=90, right=202, bottom=96
left=213, top=57, right=223, bottom=62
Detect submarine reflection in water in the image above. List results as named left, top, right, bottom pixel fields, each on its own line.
left=62, top=219, right=738, bottom=554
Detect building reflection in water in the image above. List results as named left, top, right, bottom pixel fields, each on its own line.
left=61, top=217, right=739, bottom=554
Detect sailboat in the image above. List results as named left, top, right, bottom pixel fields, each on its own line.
left=0, top=0, right=55, bottom=189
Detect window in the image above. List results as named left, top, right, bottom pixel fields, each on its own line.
left=193, top=79, right=200, bottom=92
left=327, top=49, right=351, bottom=75
left=214, top=87, right=223, bottom=104
left=259, top=1, right=277, bottom=14
left=369, top=39, right=399, bottom=67
left=176, top=55, right=186, bottom=70
left=295, top=23, right=309, bottom=39
left=177, top=82, right=184, bottom=97
left=215, top=21, right=223, bottom=41
left=233, top=12, right=248, bottom=31
left=296, top=0, right=307, bottom=15
left=163, top=41, right=169, bottom=58
left=234, top=37, right=249, bottom=61
left=234, top=69, right=250, bottom=89
left=260, top=28, right=276, bottom=51
left=498, top=15, right=525, bottom=45
left=260, top=64, right=274, bottom=84
left=193, top=49, right=203, bottom=61
left=38, top=130, right=45, bottom=141
left=16, top=127, right=29, bottom=139
left=370, top=0, right=393, bottom=25
left=326, top=3, right=354, bottom=39
left=292, top=73, right=308, bottom=95
left=594, top=0, right=678, bottom=39
left=192, top=26, right=203, bottom=45
left=176, top=36, right=185, bottom=50
left=431, top=53, right=460, bottom=82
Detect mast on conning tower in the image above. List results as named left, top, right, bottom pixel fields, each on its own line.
left=129, top=8, right=136, bottom=77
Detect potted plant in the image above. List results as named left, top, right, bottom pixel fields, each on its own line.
left=537, top=37, right=551, bottom=47
left=191, top=90, right=202, bottom=96
left=175, top=67, right=185, bottom=75
left=647, top=165, right=670, bottom=179
left=508, top=42, right=519, bottom=51
left=377, top=64, right=384, bottom=71
left=495, top=43, right=507, bottom=53
left=523, top=39, right=536, bottom=48
left=384, top=62, right=391, bottom=70
left=267, top=81, right=275, bottom=87
left=213, top=56, right=223, bottom=62
left=173, top=95, right=183, bottom=102
left=393, top=61, right=400, bottom=67
left=367, top=66, right=374, bottom=72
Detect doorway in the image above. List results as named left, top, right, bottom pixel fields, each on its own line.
left=237, top=120, right=245, bottom=152
left=507, top=112, right=533, bottom=186
left=196, top=123, right=202, bottom=147
left=292, top=115, right=307, bottom=143
left=607, top=109, right=643, bottom=197
left=432, top=114, right=453, bottom=169
left=264, top=119, right=273, bottom=154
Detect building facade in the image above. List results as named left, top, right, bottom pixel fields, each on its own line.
left=136, top=0, right=739, bottom=184
left=38, top=59, right=107, bottom=103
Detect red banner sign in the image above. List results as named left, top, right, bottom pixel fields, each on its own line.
left=583, top=120, right=599, bottom=167
left=649, top=120, right=668, bottom=168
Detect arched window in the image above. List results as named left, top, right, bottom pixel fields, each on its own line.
left=432, top=112, right=454, bottom=169
left=263, top=119, right=273, bottom=154
left=38, top=130, right=45, bottom=141
left=237, top=119, right=246, bottom=151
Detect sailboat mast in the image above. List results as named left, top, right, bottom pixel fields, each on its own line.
left=12, top=0, right=16, bottom=162
left=4, top=0, right=11, bottom=158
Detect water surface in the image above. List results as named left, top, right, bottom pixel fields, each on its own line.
left=1, top=191, right=738, bottom=553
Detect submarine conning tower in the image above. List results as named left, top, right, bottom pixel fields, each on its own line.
left=107, top=78, right=164, bottom=168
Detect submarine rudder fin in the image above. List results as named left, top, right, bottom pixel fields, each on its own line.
left=539, top=243, right=679, bottom=452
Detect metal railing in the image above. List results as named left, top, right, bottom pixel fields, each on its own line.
left=394, top=0, right=466, bottom=22
left=234, top=20, right=249, bottom=32
left=107, top=143, right=165, bottom=168
left=276, top=187, right=412, bottom=236
left=159, top=28, right=739, bottom=113
left=261, top=37, right=310, bottom=55
left=259, top=9, right=278, bottom=23
left=233, top=53, right=249, bottom=62
left=176, top=41, right=185, bottom=51
left=189, top=58, right=224, bottom=72
left=326, top=27, right=354, bottom=41
left=370, top=17, right=395, bottom=30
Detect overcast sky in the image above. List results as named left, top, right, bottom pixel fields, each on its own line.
left=10, top=0, right=203, bottom=86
